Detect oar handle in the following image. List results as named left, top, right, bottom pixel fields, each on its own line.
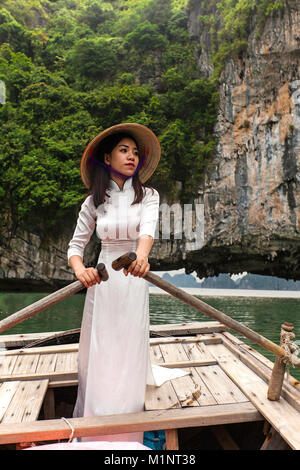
left=111, top=252, right=299, bottom=367
left=0, top=264, right=109, bottom=334
left=111, top=252, right=137, bottom=271
left=97, top=263, right=109, bottom=281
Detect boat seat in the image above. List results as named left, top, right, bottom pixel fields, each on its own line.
left=0, top=379, right=49, bottom=424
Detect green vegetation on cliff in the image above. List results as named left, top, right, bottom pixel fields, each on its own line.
left=0, top=0, right=219, bottom=237
left=194, top=0, right=285, bottom=77
left=0, top=0, right=280, bottom=238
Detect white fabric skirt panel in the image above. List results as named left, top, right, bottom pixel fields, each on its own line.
left=73, top=240, right=148, bottom=442
left=73, top=239, right=187, bottom=443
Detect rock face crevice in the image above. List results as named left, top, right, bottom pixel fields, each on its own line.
left=2, top=1, right=300, bottom=290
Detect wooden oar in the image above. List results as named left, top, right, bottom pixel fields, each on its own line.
left=112, top=252, right=300, bottom=368
left=0, top=264, right=109, bottom=334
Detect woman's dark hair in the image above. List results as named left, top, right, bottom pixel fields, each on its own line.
left=88, top=132, right=147, bottom=207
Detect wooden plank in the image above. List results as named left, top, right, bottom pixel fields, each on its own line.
left=55, top=352, right=77, bottom=373
left=182, top=341, right=215, bottom=362
left=0, top=343, right=78, bottom=357
left=145, top=383, right=180, bottom=411
left=151, top=341, right=217, bottom=367
left=235, top=341, right=300, bottom=390
left=0, top=331, right=58, bottom=349
left=0, top=354, right=18, bottom=375
left=36, top=353, right=58, bottom=373
left=12, top=353, right=39, bottom=375
left=169, top=369, right=201, bottom=407
left=222, top=331, right=244, bottom=346
left=0, top=402, right=263, bottom=445
left=1, top=379, right=49, bottom=423
left=194, top=365, right=248, bottom=405
left=48, top=377, right=78, bottom=388
left=69, top=352, right=78, bottom=371
left=188, top=367, right=217, bottom=406
left=0, top=323, right=225, bottom=350
left=212, top=339, right=300, bottom=412
left=150, top=322, right=228, bottom=337
left=1, top=371, right=77, bottom=383
left=149, top=344, right=164, bottom=364
left=160, top=360, right=217, bottom=368
left=159, top=342, right=189, bottom=363
left=209, top=343, right=300, bottom=450
left=0, top=381, right=19, bottom=422
left=150, top=334, right=223, bottom=345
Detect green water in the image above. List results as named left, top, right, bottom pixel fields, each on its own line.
left=0, top=291, right=299, bottom=379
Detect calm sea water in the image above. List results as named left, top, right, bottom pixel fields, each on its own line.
left=0, top=291, right=299, bottom=379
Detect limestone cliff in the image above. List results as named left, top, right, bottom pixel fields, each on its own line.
left=2, top=0, right=300, bottom=290
left=183, top=0, right=300, bottom=281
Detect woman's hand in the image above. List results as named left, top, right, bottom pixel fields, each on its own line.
left=123, top=236, right=153, bottom=278
left=123, top=255, right=150, bottom=278
left=75, top=265, right=102, bottom=288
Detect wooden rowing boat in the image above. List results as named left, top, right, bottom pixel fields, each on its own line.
left=0, top=253, right=299, bottom=450
left=0, top=321, right=299, bottom=450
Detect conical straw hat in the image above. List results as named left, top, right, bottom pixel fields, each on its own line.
left=80, top=123, right=161, bottom=187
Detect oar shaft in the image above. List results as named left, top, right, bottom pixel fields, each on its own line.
left=145, top=271, right=288, bottom=361
left=0, top=263, right=108, bottom=334
left=111, top=252, right=295, bottom=366
left=0, top=280, right=83, bottom=333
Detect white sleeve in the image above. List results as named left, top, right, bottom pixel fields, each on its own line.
left=139, top=188, right=160, bottom=239
left=67, top=195, right=97, bottom=260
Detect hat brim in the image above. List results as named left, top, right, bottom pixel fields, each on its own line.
left=80, top=123, right=161, bottom=188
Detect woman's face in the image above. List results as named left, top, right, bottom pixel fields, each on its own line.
left=104, top=137, right=139, bottom=179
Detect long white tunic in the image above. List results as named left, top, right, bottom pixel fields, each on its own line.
left=67, top=178, right=186, bottom=442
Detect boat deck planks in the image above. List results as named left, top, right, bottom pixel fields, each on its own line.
left=208, top=342, right=300, bottom=450
left=0, top=379, right=48, bottom=424
left=0, top=321, right=300, bottom=449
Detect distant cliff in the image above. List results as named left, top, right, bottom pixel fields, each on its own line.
left=163, top=272, right=300, bottom=290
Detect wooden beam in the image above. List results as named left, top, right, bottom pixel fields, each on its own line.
left=150, top=334, right=223, bottom=345
left=43, top=389, right=55, bottom=420
left=150, top=322, right=228, bottom=336
left=165, top=429, right=179, bottom=450
left=211, top=425, right=240, bottom=450
left=209, top=344, right=300, bottom=450
left=157, top=359, right=217, bottom=368
left=260, top=426, right=291, bottom=450
left=0, top=322, right=226, bottom=349
left=0, top=402, right=262, bottom=445
left=0, top=371, right=77, bottom=384
left=219, top=336, right=300, bottom=413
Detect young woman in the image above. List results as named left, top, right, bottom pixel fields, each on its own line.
left=68, top=123, right=186, bottom=442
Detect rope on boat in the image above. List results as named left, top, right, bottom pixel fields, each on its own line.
left=61, top=417, right=75, bottom=442
left=280, top=329, right=300, bottom=377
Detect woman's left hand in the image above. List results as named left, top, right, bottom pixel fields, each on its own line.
left=123, top=256, right=150, bottom=278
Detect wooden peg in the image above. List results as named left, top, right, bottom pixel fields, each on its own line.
left=267, top=322, right=294, bottom=401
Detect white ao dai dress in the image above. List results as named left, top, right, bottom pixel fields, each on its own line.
left=67, top=178, right=186, bottom=442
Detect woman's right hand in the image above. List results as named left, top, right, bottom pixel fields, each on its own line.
left=74, top=266, right=102, bottom=288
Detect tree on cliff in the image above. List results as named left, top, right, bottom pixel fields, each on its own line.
left=0, top=0, right=219, bottom=238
